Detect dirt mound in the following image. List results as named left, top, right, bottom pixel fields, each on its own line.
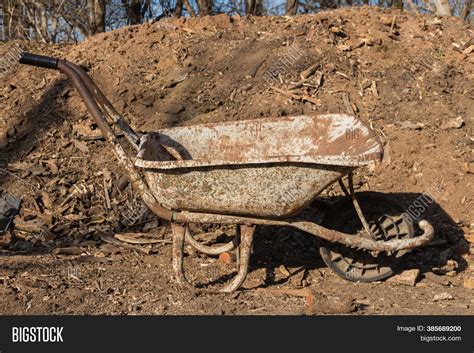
left=0, top=7, right=473, bottom=314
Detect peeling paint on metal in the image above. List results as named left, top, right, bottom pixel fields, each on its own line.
left=135, top=114, right=383, bottom=170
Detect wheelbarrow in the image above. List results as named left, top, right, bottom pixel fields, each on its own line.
left=18, top=52, right=434, bottom=292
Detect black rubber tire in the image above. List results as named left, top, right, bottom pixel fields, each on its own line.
left=319, top=192, right=415, bottom=282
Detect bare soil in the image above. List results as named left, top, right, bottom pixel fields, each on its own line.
left=0, top=7, right=473, bottom=315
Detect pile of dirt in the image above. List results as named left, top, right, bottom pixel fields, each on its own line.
left=0, top=7, right=473, bottom=315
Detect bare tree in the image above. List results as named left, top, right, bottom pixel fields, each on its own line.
left=59, top=0, right=107, bottom=38
left=122, top=0, right=142, bottom=24
left=433, top=0, right=452, bottom=15
left=183, top=0, right=197, bottom=16
left=246, top=0, right=263, bottom=15
left=0, top=1, right=61, bottom=42
left=2, top=0, right=21, bottom=40
left=172, top=0, right=197, bottom=17
left=391, top=0, right=403, bottom=9
left=460, top=0, right=472, bottom=21
left=88, top=0, right=107, bottom=34
left=1, top=0, right=471, bottom=43
left=173, top=0, right=183, bottom=16
left=196, top=0, right=212, bottom=15
left=286, top=0, right=298, bottom=15
left=121, top=0, right=152, bottom=24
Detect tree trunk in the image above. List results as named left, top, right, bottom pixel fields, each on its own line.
left=245, top=0, right=253, bottom=14
left=93, top=0, right=106, bottom=33
left=123, top=0, right=143, bottom=25
left=173, top=0, right=183, bottom=17
left=50, top=13, right=58, bottom=43
left=391, top=0, right=403, bottom=9
left=183, top=0, right=197, bottom=16
left=197, top=0, right=212, bottom=16
left=246, top=0, right=263, bottom=15
left=0, top=2, right=4, bottom=40
left=320, top=0, right=339, bottom=8
left=86, top=0, right=106, bottom=35
left=460, top=0, right=472, bottom=21
left=285, top=0, right=298, bottom=15
left=87, top=0, right=95, bottom=35
left=433, top=0, right=451, bottom=15
left=20, top=0, right=47, bottom=42
left=3, top=0, right=19, bottom=40
left=37, top=2, right=49, bottom=42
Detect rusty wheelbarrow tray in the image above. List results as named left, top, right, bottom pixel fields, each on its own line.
left=19, top=53, right=434, bottom=293
left=135, top=114, right=382, bottom=217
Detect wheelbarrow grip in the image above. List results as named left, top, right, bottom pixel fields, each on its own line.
left=19, top=52, right=59, bottom=70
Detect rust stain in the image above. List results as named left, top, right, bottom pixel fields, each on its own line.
left=135, top=114, right=383, bottom=170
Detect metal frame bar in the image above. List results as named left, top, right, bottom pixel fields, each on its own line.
left=185, top=227, right=240, bottom=256
left=339, top=173, right=375, bottom=239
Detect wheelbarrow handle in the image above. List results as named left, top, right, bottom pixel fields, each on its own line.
left=19, top=52, right=59, bottom=70
left=18, top=52, right=175, bottom=222
left=19, top=52, right=140, bottom=146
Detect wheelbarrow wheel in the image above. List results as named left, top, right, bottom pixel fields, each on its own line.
left=319, top=192, right=415, bottom=282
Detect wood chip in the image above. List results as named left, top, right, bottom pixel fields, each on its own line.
left=72, top=139, right=89, bottom=153
left=464, top=233, right=474, bottom=243
left=336, top=44, right=352, bottom=52
left=390, top=15, right=397, bottom=33
left=289, top=267, right=307, bottom=287
left=463, top=277, right=474, bottom=289
left=114, top=232, right=171, bottom=245
left=342, top=92, right=355, bottom=115
left=37, top=212, right=54, bottom=226
left=278, top=264, right=291, bottom=277
left=41, top=191, right=52, bottom=209
left=301, top=94, right=321, bottom=106
left=335, top=71, right=350, bottom=80
left=45, top=160, right=59, bottom=174
left=462, top=45, right=474, bottom=55
left=13, top=218, right=45, bottom=233
left=73, top=122, right=103, bottom=140
left=271, top=86, right=321, bottom=106
left=371, top=81, right=378, bottom=97
left=114, top=233, right=168, bottom=244
left=0, top=231, right=12, bottom=246
left=52, top=247, right=84, bottom=255
left=63, top=214, right=87, bottom=222
left=103, top=176, right=111, bottom=210
left=271, top=86, right=301, bottom=100
left=462, top=163, right=474, bottom=174
left=329, top=26, right=344, bottom=35
left=101, top=234, right=151, bottom=254
left=299, top=63, right=319, bottom=80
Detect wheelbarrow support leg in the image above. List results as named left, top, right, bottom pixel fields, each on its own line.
left=171, top=223, right=193, bottom=290
left=171, top=223, right=255, bottom=293
left=222, top=224, right=254, bottom=293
